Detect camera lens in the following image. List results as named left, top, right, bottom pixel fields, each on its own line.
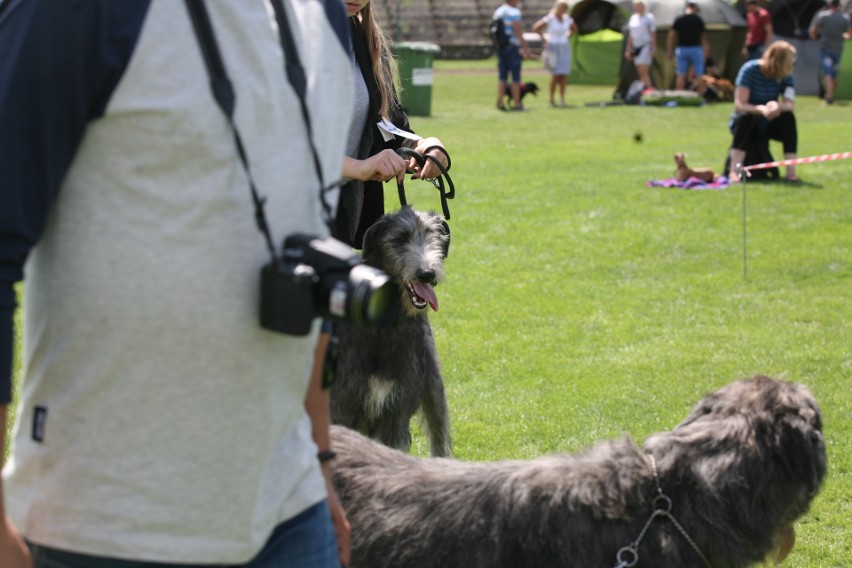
left=347, top=264, right=398, bottom=327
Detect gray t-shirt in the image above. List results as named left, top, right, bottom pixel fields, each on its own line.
left=812, top=10, right=851, bottom=53
left=3, top=2, right=353, bottom=563
left=345, top=48, right=371, bottom=172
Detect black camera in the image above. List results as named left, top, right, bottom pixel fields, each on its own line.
left=260, top=233, right=398, bottom=335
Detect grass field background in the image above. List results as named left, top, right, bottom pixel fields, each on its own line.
left=398, top=60, right=850, bottom=564
left=8, top=59, right=850, bottom=564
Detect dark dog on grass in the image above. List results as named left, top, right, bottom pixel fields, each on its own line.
left=330, top=206, right=452, bottom=457
left=500, top=81, right=538, bottom=109
left=331, top=375, right=825, bottom=567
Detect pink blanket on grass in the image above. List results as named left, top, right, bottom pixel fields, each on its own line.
left=647, top=176, right=731, bottom=190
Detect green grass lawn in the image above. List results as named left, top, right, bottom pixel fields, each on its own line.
left=401, top=60, right=850, bottom=564
left=8, top=60, right=850, bottom=565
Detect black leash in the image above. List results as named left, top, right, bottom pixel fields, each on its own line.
left=395, top=146, right=455, bottom=220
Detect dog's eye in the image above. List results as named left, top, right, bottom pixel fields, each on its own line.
left=390, top=232, right=410, bottom=250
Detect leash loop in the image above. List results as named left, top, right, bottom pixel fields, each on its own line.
left=395, top=146, right=455, bottom=219
left=653, top=494, right=672, bottom=513
left=614, top=546, right=639, bottom=568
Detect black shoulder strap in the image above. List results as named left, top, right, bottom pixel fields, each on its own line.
left=184, top=0, right=277, bottom=264
left=184, top=0, right=336, bottom=262
left=267, top=0, right=332, bottom=216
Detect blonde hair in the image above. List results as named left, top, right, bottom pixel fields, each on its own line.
left=554, top=0, right=570, bottom=10
left=356, top=4, right=400, bottom=117
left=760, top=41, right=797, bottom=79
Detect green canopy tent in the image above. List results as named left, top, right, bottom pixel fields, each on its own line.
left=570, top=28, right=626, bottom=84
left=836, top=41, right=852, bottom=100
left=568, top=0, right=632, bottom=84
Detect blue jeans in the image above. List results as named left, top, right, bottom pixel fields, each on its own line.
left=675, top=45, right=704, bottom=77
left=820, top=49, right=841, bottom=78
left=28, top=501, right=341, bottom=568
left=745, top=44, right=764, bottom=61
left=497, top=44, right=522, bottom=83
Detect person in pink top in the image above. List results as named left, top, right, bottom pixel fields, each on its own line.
left=742, top=0, right=773, bottom=61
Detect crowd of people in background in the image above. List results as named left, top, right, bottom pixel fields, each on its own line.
left=488, top=0, right=851, bottom=183
left=491, top=0, right=851, bottom=107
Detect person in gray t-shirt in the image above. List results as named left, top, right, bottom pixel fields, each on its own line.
left=809, top=0, right=852, bottom=104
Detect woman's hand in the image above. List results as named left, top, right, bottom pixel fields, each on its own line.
left=343, top=149, right=408, bottom=183
left=409, top=137, right=448, bottom=181
left=760, top=100, right=781, bottom=120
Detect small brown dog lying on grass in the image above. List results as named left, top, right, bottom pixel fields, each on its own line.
left=674, top=152, right=718, bottom=182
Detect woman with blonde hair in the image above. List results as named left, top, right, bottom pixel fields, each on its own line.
left=726, top=41, right=799, bottom=182
left=337, top=0, right=447, bottom=247
left=625, top=0, right=656, bottom=87
left=533, top=0, right=578, bottom=107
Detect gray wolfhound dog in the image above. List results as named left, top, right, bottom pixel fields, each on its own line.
left=331, top=376, right=826, bottom=567
left=330, top=205, right=452, bottom=456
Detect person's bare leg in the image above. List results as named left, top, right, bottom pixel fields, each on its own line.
left=511, top=82, right=521, bottom=108
left=728, top=148, right=746, bottom=180
left=784, top=152, right=798, bottom=180
left=824, top=75, right=836, bottom=102
left=636, top=64, right=652, bottom=87
left=549, top=76, right=557, bottom=106
left=675, top=74, right=686, bottom=90
left=559, top=76, right=568, bottom=105
left=497, top=81, right=508, bottom=109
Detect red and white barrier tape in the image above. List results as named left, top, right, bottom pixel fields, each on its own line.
left=741, top=151, right=852, bottom=172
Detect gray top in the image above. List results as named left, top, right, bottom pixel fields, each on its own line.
left=345, top=46, right=371, bottom=176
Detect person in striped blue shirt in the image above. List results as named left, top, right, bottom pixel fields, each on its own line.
left=727, top=41, right=800, bottom=182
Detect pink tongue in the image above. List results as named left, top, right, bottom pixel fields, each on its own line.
left=412, top=283, right=439, bottom=311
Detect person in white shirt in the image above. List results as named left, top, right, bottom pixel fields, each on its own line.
left=533, top=0, right=579, bottom=107
left=625, top=0, right=657, bottom=87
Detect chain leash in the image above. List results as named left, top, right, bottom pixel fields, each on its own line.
left=612, top=455, right=713, bottom=568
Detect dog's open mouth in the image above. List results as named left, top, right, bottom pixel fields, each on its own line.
left=406, top=282, right=438, bottom=312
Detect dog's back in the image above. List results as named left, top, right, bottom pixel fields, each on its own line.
left=331, top=376, right=825, bottom=568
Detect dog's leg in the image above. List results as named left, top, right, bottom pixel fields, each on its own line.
left=373, top=411, right=413, bottom=453
left=330, top=351, right=374, bottom=436
left=421, top=372, right=452, bottom=457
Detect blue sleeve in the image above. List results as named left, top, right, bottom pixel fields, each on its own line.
left=0, top=0, right=150, bottom=404
left=318, top=0, right=350, bottom=54
left=735, top=61, right=754, bottom=89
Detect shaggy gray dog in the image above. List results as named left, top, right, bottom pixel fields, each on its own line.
left=331, top=376, right=826, bottom=567
left=331, top=206, right=452, bottom=456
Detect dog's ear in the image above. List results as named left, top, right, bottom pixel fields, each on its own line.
left=773, top=411, right=826, bottom=498
left=361, top=216, right=387, bottom=265
left=439, top=219, right=451, bottom=259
